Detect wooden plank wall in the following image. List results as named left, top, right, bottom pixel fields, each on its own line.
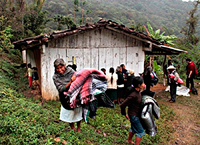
left=42, top=28, right=145, bottom=99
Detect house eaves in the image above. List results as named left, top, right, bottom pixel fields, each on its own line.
left=12, top=19, right=185, bottom=55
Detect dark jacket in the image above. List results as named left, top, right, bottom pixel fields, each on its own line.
left=53, top=67, right=75, bottom=109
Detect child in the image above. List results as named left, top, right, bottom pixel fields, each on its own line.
left=120, top=76, right=145, bottom=145
left=26, top=63, right=33, bottom=88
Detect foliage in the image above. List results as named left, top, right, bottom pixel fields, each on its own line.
left=41, top=0, right=200, bottom=37
left=180, top=0, right=200, bottom=45
left=0, top=26, right=14, bottom=52
left=0, top=90, right=176, bottom=144
left=23, top=9, right=49, bottom=37
left=146, top=22, right=177, bottom=46
left=53, top=14, right=74, bottom=30
left=153, top=60, right=162, bottom=75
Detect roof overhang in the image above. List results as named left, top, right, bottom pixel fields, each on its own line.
left=145, top=44, right=187, bottom=55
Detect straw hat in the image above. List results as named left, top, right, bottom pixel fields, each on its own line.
left=167, top=65, right=176, bottom=70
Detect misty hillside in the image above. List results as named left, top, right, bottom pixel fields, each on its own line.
left=42, top=0, right=200, bottom=36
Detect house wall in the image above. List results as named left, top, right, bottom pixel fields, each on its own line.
left=41, top=28, right=145, bottom=100
left=26, top=49, right=36, bottom=67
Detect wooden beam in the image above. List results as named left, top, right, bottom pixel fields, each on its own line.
left=105, top=25, right=153, bottom=45
left=163, top=55, right=167, bottom=86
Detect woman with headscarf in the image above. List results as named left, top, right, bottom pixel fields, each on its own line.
left=53, top=58, right=82, bottom=132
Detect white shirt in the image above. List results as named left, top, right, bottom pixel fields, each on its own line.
left=106, top=73, right=118, bottom=89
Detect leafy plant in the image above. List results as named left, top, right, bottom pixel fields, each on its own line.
left=146, top=22, right=177, bottom=46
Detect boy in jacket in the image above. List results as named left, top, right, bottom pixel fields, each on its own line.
left=120, top=76, right=145, bottom=145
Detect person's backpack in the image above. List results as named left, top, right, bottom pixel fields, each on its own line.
left=191, top=87, right=198, bottom=95
left=32, top=67, right=39, bottom=80
left=151, top=71, right=159, bottom=85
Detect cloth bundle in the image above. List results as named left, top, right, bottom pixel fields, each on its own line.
left=64, top=68, right=114, bottom=123
left=65, top=69, right=107, bottom=108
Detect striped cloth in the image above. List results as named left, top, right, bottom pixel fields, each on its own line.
left=65, top=69, right=107, bottom=108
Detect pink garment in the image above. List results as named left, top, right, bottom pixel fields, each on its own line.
left=65, top=69, right=106, bottom=108
left=28, top=76, right=32, bottom=87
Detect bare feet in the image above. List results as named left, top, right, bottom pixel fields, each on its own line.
left=77, top=128, right=81, bottom=132
left=126, top=140, right=134, bottom=144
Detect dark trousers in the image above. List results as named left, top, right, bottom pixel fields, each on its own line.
left=170, top=83, right=177, bottom=102
left=186, top=75, right=194, bottom=89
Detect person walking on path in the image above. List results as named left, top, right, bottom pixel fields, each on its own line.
left=167, top=65, right=180, bottom=103
left=186, top=58, right=198, bottom=91
left=106, top=67, right=118, bottom=104
left=120, top=76, right=145, bottom=145
left=53, top=58, right=82, bottom=132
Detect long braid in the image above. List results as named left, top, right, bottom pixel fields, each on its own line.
left=110, top=67, right=114, bottom=84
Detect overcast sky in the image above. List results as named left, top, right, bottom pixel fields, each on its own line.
left=182, top=0, right=195, bottom=1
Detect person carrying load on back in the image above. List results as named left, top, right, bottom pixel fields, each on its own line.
left=167, top=65, right=181, bottom=103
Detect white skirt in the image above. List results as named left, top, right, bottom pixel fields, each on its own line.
left=59, top=105, right=83, bottom=123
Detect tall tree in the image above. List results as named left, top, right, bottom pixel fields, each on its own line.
left=180, top=0, right=200, bottom=45
left=73, top=0, right=79, bottom=24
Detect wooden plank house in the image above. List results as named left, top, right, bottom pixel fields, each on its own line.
left=13, top=19, right=185, bottom=100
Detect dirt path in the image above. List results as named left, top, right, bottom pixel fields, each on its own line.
left=151, top=83, right=200, bottom=145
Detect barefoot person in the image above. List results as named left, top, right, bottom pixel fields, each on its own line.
left=120, top=76, right=145, bottom=145
left=53, top=58, right=82, bottom=132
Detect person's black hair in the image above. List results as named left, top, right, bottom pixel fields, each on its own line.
left=186, top=58, right=191, bottom=62
left=101, top=68, right=106, bottom=71
left=168, top=59, right=172, bottom=64
left=67, top=64, right=72, bottom=68
left=28, top=63, right=31, bottom=68
left=72, top=64, right=77, bottom=71
left=132, top=76, right=144, bottom=88
left=109, top=67, right=114, bottom=84
left=120, top=64, right=125, bottom=68
left=144, top=66, right=152, bottom=76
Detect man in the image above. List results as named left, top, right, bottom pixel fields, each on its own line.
left=186, top=58, right=198, bottom=91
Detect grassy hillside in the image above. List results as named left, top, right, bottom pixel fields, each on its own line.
left=42, top=0, right=200, bottom=36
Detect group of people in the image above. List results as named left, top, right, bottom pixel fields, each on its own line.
left=21, top=56, right=194, bottom=144
left=104, top=64, right=136, bottom=105
left=52, top=59, right=159, bottom=144
left=164, top=58, right=198, bottom=103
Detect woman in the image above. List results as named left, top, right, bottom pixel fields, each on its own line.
left=116, top=66, right=125, bottom=104
left=143, top=66, right=152, bottom=91
left=53, top=58, right=82, bottom=132
left=106, top=67, right=118, bottom=104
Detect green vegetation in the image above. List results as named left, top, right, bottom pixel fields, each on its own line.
left=0, top=1, right=200, bottom=143
left=0, top=88, right=176, bottom=144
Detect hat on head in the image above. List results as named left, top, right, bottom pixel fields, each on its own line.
left=167, top=65, right=176, bottom=70
left=129, top=69, right=135, bottom=75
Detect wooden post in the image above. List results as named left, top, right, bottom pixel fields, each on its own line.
left=163, top=55, right=167, bottom=86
